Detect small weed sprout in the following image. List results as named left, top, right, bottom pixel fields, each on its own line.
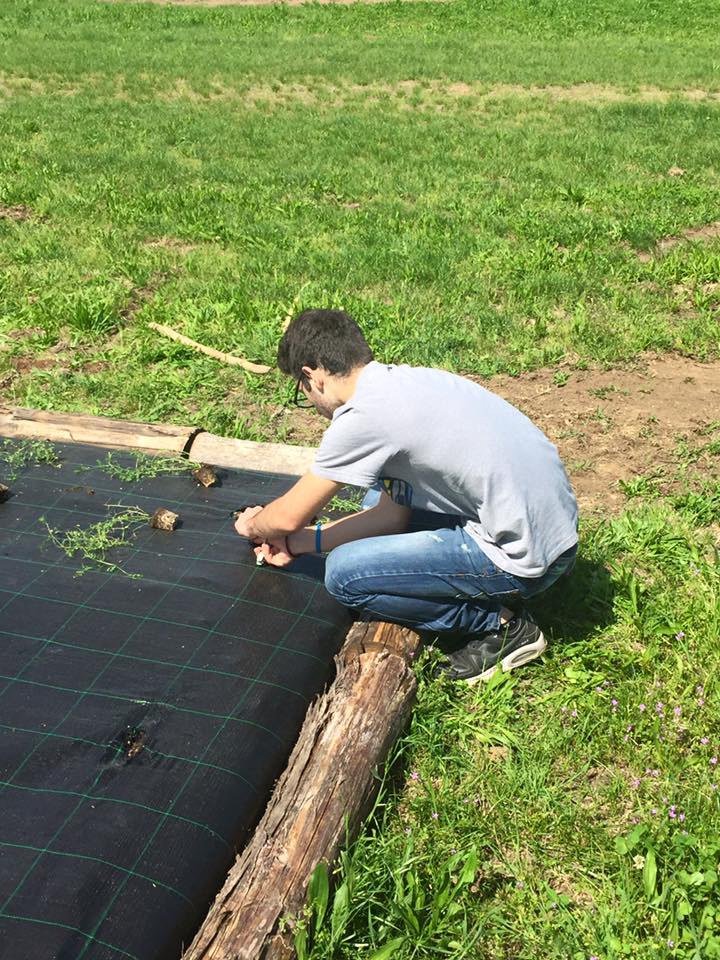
left=0, top=439, right=60, bottom=480
left=42, top=505, right=150, bottom=577
left=85, top=451, right=200, bottom=483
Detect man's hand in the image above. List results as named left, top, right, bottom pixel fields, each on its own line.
left=254, top=537, right=295, bottom=568
left=234, top=505, right=263, bottom=539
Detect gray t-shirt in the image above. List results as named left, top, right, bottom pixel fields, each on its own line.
left=311, top=362, right=578, bottom=578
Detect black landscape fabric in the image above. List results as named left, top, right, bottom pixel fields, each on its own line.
left=0, top=439, right=352, bottom=960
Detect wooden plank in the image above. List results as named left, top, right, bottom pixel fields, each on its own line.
left=184, top=621, right=420, bottom=960
left=0, top=407, right=197, bottom=454
left=188, top=432, right=316, bottom=476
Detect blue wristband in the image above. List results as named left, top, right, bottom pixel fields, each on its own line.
left=315, top=521, right=322, bottom=554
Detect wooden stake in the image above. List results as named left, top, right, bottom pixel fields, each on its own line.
left=148, top=322, right=271, bottom=374
left=184, top=620, right=420, bottom=960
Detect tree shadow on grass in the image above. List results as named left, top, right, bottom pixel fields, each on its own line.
left=527, top=554, right=616, bottom=647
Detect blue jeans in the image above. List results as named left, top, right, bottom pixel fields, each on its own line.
left=324, top=491, right=577, bottom=636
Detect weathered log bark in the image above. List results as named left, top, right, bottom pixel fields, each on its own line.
left=0, top=407, right=197, bottom=453
left=184, top=620, right=420, bottom=960
left=188, top=432, right=316, bottom=476
left=0, top=408, right=317, bottom=476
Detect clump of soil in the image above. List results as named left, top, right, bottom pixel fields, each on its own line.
left=193, top=464, right=218, bottom=487
left=122, top=726, right=146, bottom=760
left=150, top=507, right=179, bottom=530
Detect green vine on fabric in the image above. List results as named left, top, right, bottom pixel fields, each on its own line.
left=81, top=451, right=201, bottom=483
left=42, top=505, right=150, bottom=578
left=0, top=439, right=60, bottom=481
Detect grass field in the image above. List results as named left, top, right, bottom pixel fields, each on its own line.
left=1, top=1, right=719, bottom=958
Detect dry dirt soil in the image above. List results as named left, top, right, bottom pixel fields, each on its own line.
left=287, top=354, right=720, bottom=515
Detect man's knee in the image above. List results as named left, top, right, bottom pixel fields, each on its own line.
left=324, top=544, right=362, bottom=607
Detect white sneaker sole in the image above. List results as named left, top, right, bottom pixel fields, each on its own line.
left=465, top=631, right=547, bottom=686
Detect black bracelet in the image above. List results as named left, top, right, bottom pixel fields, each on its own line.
left=284, top=534, right=298, bottom=559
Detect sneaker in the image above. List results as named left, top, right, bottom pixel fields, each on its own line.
left=435, top=615, right=546, bottom=685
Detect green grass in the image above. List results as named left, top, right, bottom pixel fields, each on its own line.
left=1, top=3, right=720, bottom=956
left=296, top=478, right=720, bottom=960
left=1, top=0, right=719, bottom=437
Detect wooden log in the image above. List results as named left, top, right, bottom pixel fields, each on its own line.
left=184, top=620, right=421, bottom=960
left=0, top=407, right=198, bottom=454
left=188, top=432, right=316, bottom=476
left=0, top=408, right=317, bottom=477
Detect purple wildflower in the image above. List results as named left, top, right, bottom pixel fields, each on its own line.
left=639, top=703, right=646, bottom=712
left=410, top=770, right=420, bottom=781
left=711, top=757, right=718, bottom=766
left=673, top=706, right=682, bottom=717
left=431, top=811, right=439, bottom=820
left=701, top=737, right=709, bottom=745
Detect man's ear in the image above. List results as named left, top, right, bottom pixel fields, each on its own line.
left=302, top=366, right=325, bottom=392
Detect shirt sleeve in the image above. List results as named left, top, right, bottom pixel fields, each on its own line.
left=311, top=407, right=394, bottom=488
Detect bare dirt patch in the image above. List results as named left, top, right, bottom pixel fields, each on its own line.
left=286, top=354, right=720, bottom=515
left=143, top=236, right=200, bottom=255
left=153, top=79, right=720, bottom=109
left=0, top=205, right=35, bottom=222
left=482, top=355, right=720, bottom=514
left=636, top=221, right=720, bottom=263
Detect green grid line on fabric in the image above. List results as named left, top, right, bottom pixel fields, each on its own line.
left=0, top=446, right=342, bottom=951
left=0, top=629, right=313, bottom=702
left=0, top=523, right=330, bottom=588
left=0, top=673, right=288, bottom=744
left=0, top=781, right=231, bottom=850
left=0, top=722, right=252, bottom=785
left=0, top=478, right=241, bottom=914
left=0, top=911, right=142, bottom=960
left=18, top=492, right=246, bottom=534
left=0, top=580, right=335, bottom=630
left=75, top=577, right=323, bottom=960
left=0, top=544, right=337, bottom=626
left=0, top=576, right=329, bottom=661
left=15, top=472, right=236, bottom=516
left=15, top=450, right=305, bottom=486
left=0, top=473, right=208, bottom=713
left=0, top=842, right=193, bottom=906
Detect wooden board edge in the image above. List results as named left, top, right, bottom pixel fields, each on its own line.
left=184, top=620, right=421, bottom=960
left=0, top=407, right=198, bottom=454
left=188, top=432, right=317, bottom=476
left=0, top=408, right=317, bottom=473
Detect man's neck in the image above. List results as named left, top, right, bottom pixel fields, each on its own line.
left=332, top=363, right=369, bottom=406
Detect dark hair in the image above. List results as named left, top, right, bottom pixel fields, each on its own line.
left=277, top=308, right=373, bottom=379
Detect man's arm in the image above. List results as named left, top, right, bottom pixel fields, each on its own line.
left=236, top=472, right=342, bottom=541
left=287, top=491, right=410, bottom=556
